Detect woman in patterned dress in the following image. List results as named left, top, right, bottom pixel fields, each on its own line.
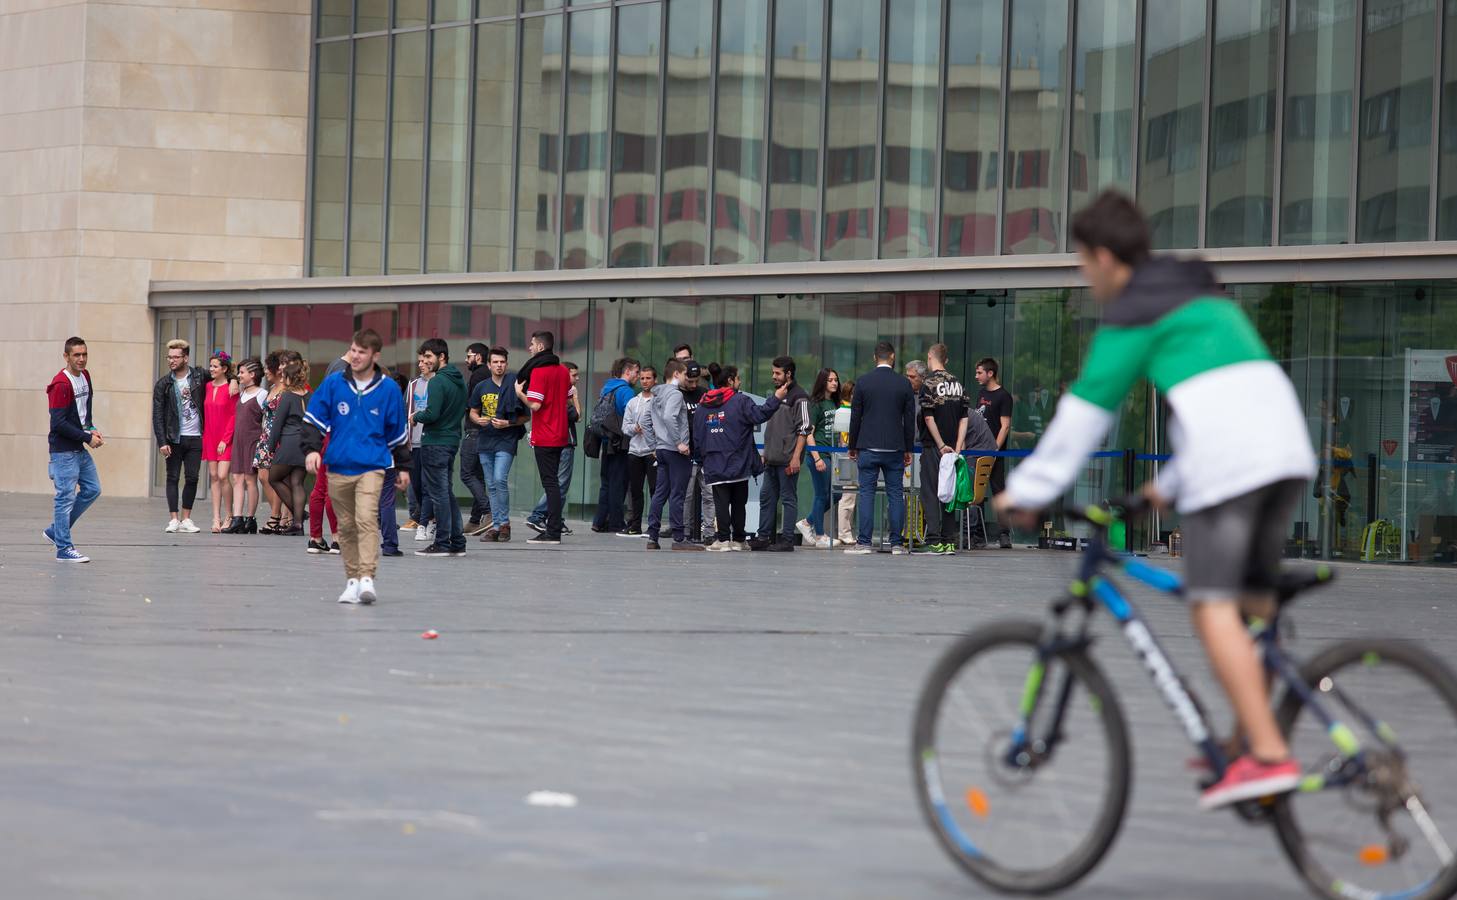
left=254, top=351, right=289, bottom=533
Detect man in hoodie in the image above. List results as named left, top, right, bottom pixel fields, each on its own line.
left=996, top=190, right=1316, bottom=810
left=591, top=356, right=639, bottom=534
left=694, top=378, right=788, bottom=550
left=515, top=330, right=575, bottom=545
left=45, top=337, right=103, bottom=563
left=302, top=329, right=411, bottom=604
left=750, top=356, right=813, bottom=552
left=678, top=361, right=716, bottom=542
left=645, top=359, right=695, bottom=550
left=410, top=338, right=468, bottom=558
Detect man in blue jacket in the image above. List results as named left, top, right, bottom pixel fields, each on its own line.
left=591, top=356, right=639, bottom=534
left=302, top=329, right=411, bottom=605
left=846, top=340, right=916, bottom=554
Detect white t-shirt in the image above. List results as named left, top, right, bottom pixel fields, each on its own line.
left=174, top=374, right=201, bottom=437
left=65, top=371, right=90, bottom=425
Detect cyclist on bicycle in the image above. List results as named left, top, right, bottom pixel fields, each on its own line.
left=994, top=190, right=1318, bottom=810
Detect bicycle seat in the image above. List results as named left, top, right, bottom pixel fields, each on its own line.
left=1275, top=565, right=1335, bottom=606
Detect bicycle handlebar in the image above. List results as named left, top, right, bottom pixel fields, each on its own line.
left=1059, top=494, right=1152, bottom=530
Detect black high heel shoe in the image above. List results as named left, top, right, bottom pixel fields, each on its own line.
left=243, top=517, right=259, bottom=534
left=221, top=516, right=244, bottom=534
left=259, top=516, right=281, bottom=535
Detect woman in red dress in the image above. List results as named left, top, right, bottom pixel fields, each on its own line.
left=202, top=351, right=239, bottom=532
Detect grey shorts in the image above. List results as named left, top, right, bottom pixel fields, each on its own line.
left=1181, top=479, right=1305, bottom=602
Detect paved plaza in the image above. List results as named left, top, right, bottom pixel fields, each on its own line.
left=3, top=492, right=1455, bottom=899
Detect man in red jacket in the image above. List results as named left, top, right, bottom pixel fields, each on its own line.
left=45, top=337, right=104, bottom=563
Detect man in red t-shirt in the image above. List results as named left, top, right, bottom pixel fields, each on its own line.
left=515, top=329, right=573, bottom=544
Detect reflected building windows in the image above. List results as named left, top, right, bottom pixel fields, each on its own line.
left=349, top=37, right=388, bottom=275
left=470, top=21, right=517, bottom=272
left=823, top=0, right=880, bottom=260
left=1207, top=0, right=1278, bottom=247
left=881, top=0, right=940, bottom=259
left=766, top=0, right=822, bottom=263
left=1139, top=0, right=1205, bottom=249
left=1068, top=0, right=1134, bottom=230
left=610, top=3, right=662, bottom=267
left=427, top=26, right=470, bottom=273
left=1281, top=0, right=1356, bottom=245
left=1003, top=0, right=1067, bottom=254
left=712, top=0, right=769, bottom=263
left=387, top=30, right=427, bottom=274
left=516, top=15, right=563, bottom=270
left=562, top=9, right=611, bottom=269
left=312, top=41, right=350, bottom=276
left=941, top=0, right=1002, bottom=256
left=661, top=0, right=713, bottom=265
left=1356, top=0, right=1435, bottom=243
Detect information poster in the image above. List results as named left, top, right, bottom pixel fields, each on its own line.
left=1401, top=351, right=1457, bottom=560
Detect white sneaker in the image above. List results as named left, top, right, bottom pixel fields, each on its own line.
left=795, top=519, right=815, bottom=543
left=705, top=540, right=733, bottom=552
left=729, top=541, right=747, bottom=551
left=415, top=522, right=436, bottom=542
left=178, top=518, right=201, bottom=534
left=356, top=577, right=377, bottom=605
left=814, top=535, right=832, bottom=549
left=838, top=532, right=855, bottom=546
left=844, top=545, right=873, bottom=555
left=890, top=545, right=908, bottom=555
left=337, top=579, right=361, bottom=604
left=165, top=518, right=180, bottom=533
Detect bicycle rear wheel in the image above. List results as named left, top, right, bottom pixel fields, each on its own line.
left=1273, top=639, right=1457, bottom=900
left=911, top=620, right=1131, bottom=894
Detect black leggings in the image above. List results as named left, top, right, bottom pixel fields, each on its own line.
left=165, top=436, right=203, bottom=513
left=712, top=481, right=749, bottom=543
left=269, top=463, right=307, bottom=527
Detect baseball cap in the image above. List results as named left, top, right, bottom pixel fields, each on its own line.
left=683, top=360, right=702, bottom=377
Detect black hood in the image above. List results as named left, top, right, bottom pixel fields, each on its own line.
left=1103, top=256, right=1220, bottom=327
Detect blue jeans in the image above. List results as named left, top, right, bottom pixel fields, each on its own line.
left=648, top=449, right=692, bottom=542
left=418, top=444, right=464, bottom=552
left=757, top=464, right=800, bottom=541
left=379, top=468, right=399, bottom=552
left=48, top=450, right=101, bottom=549
left=479, top=448, right=516, bottom=527
left=408, top=449, right=434, bottom=525
left=856, top=450, right=905, bottom=547
left=592, top=451, right=628, bottom=531
left=529, top=445, right=575, bottom=523
left=808, top=462, right=833, bottom=536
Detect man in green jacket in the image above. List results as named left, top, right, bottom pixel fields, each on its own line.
left=410, top=338, right=468, bottom=557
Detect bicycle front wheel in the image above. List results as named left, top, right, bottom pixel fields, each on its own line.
left=912, top=620, right=1132, bottom=894
left=1274, top=638, right=1457, bottom=900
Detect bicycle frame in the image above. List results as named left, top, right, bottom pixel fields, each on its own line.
left=1009, top=524, right=1366, bottom=789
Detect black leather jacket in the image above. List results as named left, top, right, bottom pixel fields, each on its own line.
left=152, top=367, right=208, bottom=447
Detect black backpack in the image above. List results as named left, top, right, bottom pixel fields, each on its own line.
left=584, top=388, right=625, bottom=459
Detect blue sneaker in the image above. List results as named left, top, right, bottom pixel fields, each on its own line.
left=55, top=546, right=90, bottom=563
left=43, top=526, right=57, bottom=546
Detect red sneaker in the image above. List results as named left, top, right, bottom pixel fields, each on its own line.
left=1198, top=755, right=1301, bottom=810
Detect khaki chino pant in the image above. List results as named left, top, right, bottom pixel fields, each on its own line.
left=328, top=470, right=384, bottom=580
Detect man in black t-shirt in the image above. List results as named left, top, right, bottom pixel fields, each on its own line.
left=918, top=345, right=969, bottom=555
left=975, top=356, right=1015, bottom=549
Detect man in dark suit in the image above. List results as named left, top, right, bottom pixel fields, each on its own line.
left=846, top=341, right=916, bottom=554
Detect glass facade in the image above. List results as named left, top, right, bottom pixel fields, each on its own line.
left=312, top=0, right=1457, bottom=274
left=230, top=284, right=1457, bottom=564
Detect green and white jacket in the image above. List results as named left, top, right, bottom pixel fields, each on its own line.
left=1006, top=257, right=1316, bottom=514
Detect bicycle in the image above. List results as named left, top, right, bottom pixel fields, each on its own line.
left=912, top=497, right=1457, bottom=899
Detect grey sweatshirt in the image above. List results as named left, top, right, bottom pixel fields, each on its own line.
left=650, top=379, right=689, bottom=451
left=623, top=391, right=658, bottom=456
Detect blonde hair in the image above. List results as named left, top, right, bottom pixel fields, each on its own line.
left=167, top=339, right=190, bottom=355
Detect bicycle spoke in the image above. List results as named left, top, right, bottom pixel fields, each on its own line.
left=1405, top=796, right=1456, bottom=868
